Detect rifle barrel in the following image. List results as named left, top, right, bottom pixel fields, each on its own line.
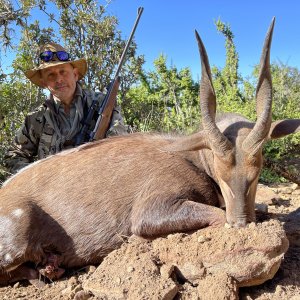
left=85, top=7, right=144, bottom=143
left=114, top=7, right=144, bottom=78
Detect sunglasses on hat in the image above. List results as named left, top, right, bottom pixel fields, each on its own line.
left=39, top=51, right=70, bottom=62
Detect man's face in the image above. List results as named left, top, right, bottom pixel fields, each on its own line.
left=41, top=63, right=79, bottom=105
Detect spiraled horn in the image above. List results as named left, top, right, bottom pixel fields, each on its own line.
left=195, top=30, right=232, bottom=156
left=243, top=18, right=275, bottom=154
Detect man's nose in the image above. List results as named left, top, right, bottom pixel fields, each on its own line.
left=55, top=73, right=64, bottom=83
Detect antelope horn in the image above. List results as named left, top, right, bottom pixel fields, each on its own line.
left=195, top=30, right=232, bottom=156
left=243, top=17, right=275, bottom=154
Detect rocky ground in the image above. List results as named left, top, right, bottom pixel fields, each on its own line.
left=0, top=183, right=299, bottom=300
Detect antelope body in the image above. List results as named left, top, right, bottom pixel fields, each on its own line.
left=0, top=18, right=299, bottom=284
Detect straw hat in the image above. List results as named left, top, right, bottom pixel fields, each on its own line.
left=25, top=42, right=87, bottom=87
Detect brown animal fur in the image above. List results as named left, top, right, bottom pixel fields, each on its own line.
left=0, top=134, right=225, bottom=284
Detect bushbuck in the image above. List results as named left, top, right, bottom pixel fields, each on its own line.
left=0, top=17, right=299, bottom=285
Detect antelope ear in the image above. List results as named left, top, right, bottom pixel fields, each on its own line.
left=161, top=131, right=211, bottom=152
left=268, top=119, right=300, bottom=139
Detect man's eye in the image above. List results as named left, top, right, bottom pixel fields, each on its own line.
left=47, top=74, right=55, bottom=80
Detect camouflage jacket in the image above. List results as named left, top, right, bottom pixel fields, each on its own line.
left=5, top=83, right=130, bottom=174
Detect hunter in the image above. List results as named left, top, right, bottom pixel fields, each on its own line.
left=5, top=42, right=129, bottom=174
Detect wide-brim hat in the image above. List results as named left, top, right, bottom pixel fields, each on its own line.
left=25, top=42, right=87, bottom=87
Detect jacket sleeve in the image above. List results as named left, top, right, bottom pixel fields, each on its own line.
left=106, top=105, right=132, bottom=137
left=88, top=90, right=131, bottom=137
left=4, top=109, right=43, bottom=174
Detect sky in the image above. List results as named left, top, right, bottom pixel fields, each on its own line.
left=2, top=0, right=300, bottom=81
left=105, top=0, right=300, bottom=80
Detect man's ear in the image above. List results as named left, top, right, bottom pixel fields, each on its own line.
left=73, top=67, right=79, bottom=81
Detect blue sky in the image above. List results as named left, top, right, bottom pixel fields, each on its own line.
left=106, top=0, right=300, bottom=80
left=2, top=0, right=300, bottom=81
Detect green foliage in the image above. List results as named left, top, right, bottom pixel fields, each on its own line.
left=0, top=0, right=31, bottom=48
left=209, top=19, right=300, bottom=183
left=0, top=0, right=144, bottom=181
left=0, top=9, right=299, bottom=185
left=212, top=19, right=244, bottom=109
left=263, top=63, right=300, bottom=170
left=0, top=13, right=54, bottom=181
left=259, top=168, right=287, bottom=184
left=122, top=54, right=199, bottom=133
left=0, top=75, right=44, bottom=181
left=1, top=0, right=144, bottom=91
left=56, top=0, right=144, bottom=91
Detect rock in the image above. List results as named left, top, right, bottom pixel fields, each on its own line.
left=280, top=187, right=294, bottom=194
left=13, top=282, right=20, bottom=289
left=67, top=276, right=78, bottom=288
left=85, top=265, right=96, bottom=274
left=197, top=235, right=211, bottom=243
left=73, top=284, right=83, bottom=293
left=256, top=184, right=279, bottom=205
left=293, top=189, right=300, bottom=195
left=83, top=220, right=288, bottom=298
left=272, top=183, right=299, bottom=195
left=179, top=272, right=238, bottom=300
left=74, top=290, right=92, bottom=300
left=83, top=238, right=178, bottom=299
left=283, top=208, right=300, bottom=246
left=255, top=203, right=268, bottom=213
left=61, top=286, right=73, bottom=295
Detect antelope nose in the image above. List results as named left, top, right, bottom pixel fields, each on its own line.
left=226, top=218, right=248, bottom=228
left=234, top=219, right=248, bottom=228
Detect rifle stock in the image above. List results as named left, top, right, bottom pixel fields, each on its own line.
left=90, top=77, right=120, bottom=141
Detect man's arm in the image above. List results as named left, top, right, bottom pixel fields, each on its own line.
left=4, top=110, right=43, bottom=174
left=106, top=106, right=132, bottom=137
left=83, top=90, right=131, bottom=140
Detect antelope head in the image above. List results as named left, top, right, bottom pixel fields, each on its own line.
left=166, top=18, right=300, bottom=227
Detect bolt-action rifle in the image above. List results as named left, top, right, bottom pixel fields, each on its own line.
left=75, top=7, right=144, bottom=146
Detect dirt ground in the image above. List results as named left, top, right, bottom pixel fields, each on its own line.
left=0, top=183, right=299, bottom=300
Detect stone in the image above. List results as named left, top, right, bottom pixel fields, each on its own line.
left=83, top=220, right=288, bottom=298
